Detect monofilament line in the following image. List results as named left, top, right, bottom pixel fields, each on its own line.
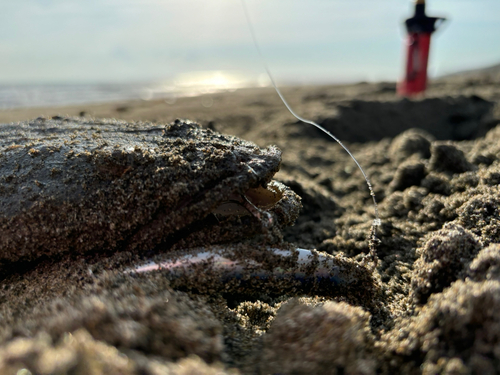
left=240, top=0, right=381, bottom=228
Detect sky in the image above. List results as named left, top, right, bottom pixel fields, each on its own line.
left=0, top=0, right=499, bottom=85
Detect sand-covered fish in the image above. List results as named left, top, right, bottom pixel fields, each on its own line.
left=0, top=117, right=301, bottom=273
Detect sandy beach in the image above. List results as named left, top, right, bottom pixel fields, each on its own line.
left=1, top=70, right=500, bottom=374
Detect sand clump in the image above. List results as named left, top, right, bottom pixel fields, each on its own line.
left=469, top=244, right=500, bottom=282
left=0, top=330, right=234, bottom=375
left=457, top=192, right=500, bottom=246
left=383, top=280, right=500, bottom=374
left=388, top=128, right=433, bottom=162
left=411, top=223, right=482, bottom=303
left=261, top=298, right=376, bottom=375
left=2, top=276, right=224, bottom=364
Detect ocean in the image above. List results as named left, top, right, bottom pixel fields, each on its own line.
left=0, top=71, right=262, bottom=110
left=0, top=83, right=154, bottom=110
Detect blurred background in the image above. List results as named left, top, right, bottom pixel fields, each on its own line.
left=1, top=0, right=499, bottom=109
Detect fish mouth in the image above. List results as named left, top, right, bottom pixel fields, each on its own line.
left=156, top=180, right=302, bottom=252
left=212, top=182, right=284, bottom=217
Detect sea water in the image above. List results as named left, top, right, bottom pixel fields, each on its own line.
left=0, top=71, right=263, bottom=110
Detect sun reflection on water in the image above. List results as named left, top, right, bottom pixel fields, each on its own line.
left=173, top=70, right=253, bottom=94
left=139, top=70, right=269, bottom=103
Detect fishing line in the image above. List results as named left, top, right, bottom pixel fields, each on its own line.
left=240, top=0, right=381, bottom=228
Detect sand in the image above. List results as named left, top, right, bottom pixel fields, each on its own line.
left=1, top=72, right=500, bottom=374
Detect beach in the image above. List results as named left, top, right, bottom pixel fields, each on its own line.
left=1, top=71, right=500, bottom=374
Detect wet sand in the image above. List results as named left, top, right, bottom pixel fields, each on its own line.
left=1, top=73, right=500, bottom=374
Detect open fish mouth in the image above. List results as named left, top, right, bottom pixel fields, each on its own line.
left=152, top=178, right=301, bottom=255
left=0, top=117, right=301, bottom=274
left=212, top=183, right=284, bottom=217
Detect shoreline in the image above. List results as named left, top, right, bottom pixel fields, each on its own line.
left=2, top=76, right=498, bottom=126
left=0, top=82, right=402, bottom=124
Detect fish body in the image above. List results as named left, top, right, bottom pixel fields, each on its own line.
left=0, top=117, right=300, bottom=273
